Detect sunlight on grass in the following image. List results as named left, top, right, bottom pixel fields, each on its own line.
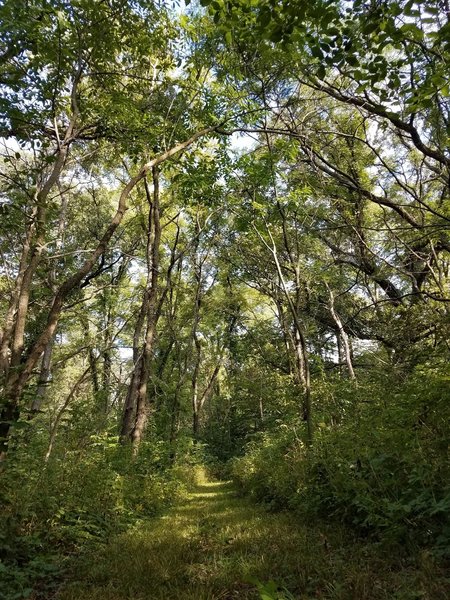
left=57, top=472, right=449, bottom=600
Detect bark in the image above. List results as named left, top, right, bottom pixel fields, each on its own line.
left=80, top=316, right=100, bottom=396
left=190, top=221, right=203, bottom=439
left=4, top=65, right=80, bottom=378
left=89, top=348, right=100, bottom=395
left=326, top=284, right=356, bottom=380
left=101, top=304, right=113, bottom=414
left=192, top=337, right=201, bottom=439
left=130, top=169, right=162, bottom=449
left=120, top=167, right=162, bottom=450
left=31, top=337, right=55, bottom=413
left=120, top=354, right=143, bottom=440
left=198, top=363, right=221, bottom=412
left=193, top=407, right=200, bottom=440
left=169, top=372, right=184, bottom=459
left=293, top=320, right=312, bottom=443
left=31, top=184, right=68, bottom=414
left=336, top=332, right=343, bottom=375
left=0, top=217, right=34, bottom=375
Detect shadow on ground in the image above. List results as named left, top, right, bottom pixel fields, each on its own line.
left=57, top=476, right=449, bottom=600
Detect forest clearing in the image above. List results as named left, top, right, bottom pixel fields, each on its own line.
left=0, top=1, right=449, bottom=598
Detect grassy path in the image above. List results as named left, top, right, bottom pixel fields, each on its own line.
left=58, top=473, right=448, bottom=600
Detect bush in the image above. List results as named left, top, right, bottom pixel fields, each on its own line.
left=0, top=432, right=194, bottom=600
left=231, top=427, right=305, bottom=510
left=231, top=372, right=450, bottom=556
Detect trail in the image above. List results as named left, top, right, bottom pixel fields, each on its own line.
left=58, top=473, right=447, bottom=600
left=58, top=474, right=315, bottom=600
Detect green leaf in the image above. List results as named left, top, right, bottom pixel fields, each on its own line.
left=270, top=26, right=284, bottom=43
left=311, top=44, right=323, bottom=59
left=317, top=64, right=326, bottom=80
left=400, top=23, right=424, bottom=41
left=258, top=9, right=272, bottom=28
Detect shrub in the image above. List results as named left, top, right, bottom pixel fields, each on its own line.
left=231, top=372, right=450, bottom=556
left=0, top=432, right=195, bottom=599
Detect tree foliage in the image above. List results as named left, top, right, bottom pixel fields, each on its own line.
left=0, top=1, right=449, bottom=598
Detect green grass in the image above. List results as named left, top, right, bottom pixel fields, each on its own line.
left=56, top=471, right=449, bottom=600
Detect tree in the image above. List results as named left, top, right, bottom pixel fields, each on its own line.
left=0, top=0, right=226, bottom=457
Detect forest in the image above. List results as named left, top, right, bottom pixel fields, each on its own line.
left=0, top=0, right=449, bottom=598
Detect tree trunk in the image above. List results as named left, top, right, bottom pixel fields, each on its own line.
left=192, top=334, right=201, bottom=439
left=261, top=223, right=313, bottom=445
left=101, top=304, right=113, bottom=415
left=190, top=222, right=203, bottom=439
left=327, top=284, right=356, bottom=380
left=31, top=337, right=55, bottom=413
left=121, top=167, right=162, bottom=451
left=120, top=354, right=143, bottom=441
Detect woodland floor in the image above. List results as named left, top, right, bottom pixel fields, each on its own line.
left=57, top=472, right=449, bottom=600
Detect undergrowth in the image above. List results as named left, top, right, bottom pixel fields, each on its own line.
left=231, top=372, right=450, bottom=558
left=0, top=432, right=200, bottom=600
left=57, top=473, right=449, bottom=600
